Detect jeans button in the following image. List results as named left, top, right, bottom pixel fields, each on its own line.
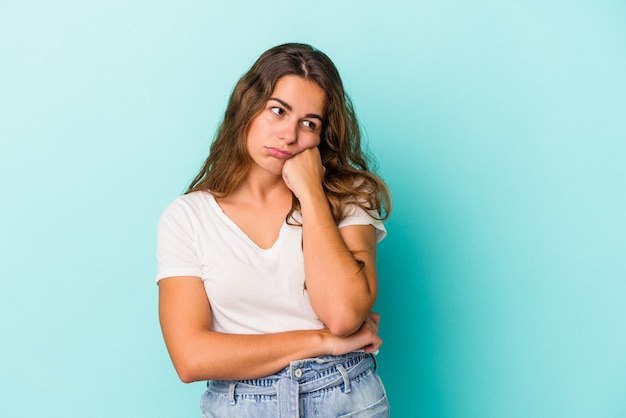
left=294, top=368, right=303, bottom=378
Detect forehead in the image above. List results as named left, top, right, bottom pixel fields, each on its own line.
left=271, top=75, right=327, bottom=115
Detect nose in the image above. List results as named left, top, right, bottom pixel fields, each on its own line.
left=279, top=120, right=298, bottom=144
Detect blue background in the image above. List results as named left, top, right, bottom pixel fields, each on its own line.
left=1, top=1, right=625, bottom=417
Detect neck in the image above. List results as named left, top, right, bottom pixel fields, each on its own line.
left=231, top=168, right=292, bottom=205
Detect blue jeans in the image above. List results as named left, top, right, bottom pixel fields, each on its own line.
left=200, top=352, right=390, bottom=417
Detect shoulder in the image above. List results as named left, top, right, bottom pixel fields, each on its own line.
left=157, top=191, right=221, bottom=239
left=156, top=193, right=214, bottom=282
left=338, top=204, right=387, bottom=242
left=160, top=191, right=216, bottom=220
left=168, top=190, right=215, bottom=208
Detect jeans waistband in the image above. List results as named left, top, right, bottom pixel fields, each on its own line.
left=207, top=352, right=375, bottom=403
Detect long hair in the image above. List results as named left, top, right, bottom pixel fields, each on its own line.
left=187, top=43, right=391, bottom=222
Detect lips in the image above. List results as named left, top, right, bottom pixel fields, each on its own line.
left=265, top=147, right=293, bottom=159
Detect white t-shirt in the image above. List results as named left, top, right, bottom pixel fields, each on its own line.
left=156, top=191, right=386, bottom=334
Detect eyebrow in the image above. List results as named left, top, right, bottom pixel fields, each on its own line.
left=269, top=97, right=324, bottom=121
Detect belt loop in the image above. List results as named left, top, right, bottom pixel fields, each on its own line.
left=276, top=378, right=299, bottom=417
left=228, top=381, right=237, bottom=405
left=370, top=353, right=378, bottom=370
left=336, top=364, right=351, bottom=394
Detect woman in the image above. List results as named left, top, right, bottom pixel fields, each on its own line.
left=156, top=43, right=391, bottom=417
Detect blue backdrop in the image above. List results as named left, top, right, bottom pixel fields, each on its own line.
left=1, top=1, right=625, bottom=417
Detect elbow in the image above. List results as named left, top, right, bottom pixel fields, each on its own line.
left=175, top=365, right=198, bottom=384
left=324, top=311, right=368, bottom=337
left=327, top=323, right=360, bottom=338
left=319, top=297, right=376, bottom=337
left=312, top=284, right=377, bottom=336
left=173, top=357, right=205, bottom=384
left=165, top=332, right=217, bottom=383
left=177, top=369, right=196, bottom=384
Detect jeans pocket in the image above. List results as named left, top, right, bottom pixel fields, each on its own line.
left=337, top=394, right=390, bottom=418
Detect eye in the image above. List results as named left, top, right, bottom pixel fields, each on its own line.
left=270, top=106, right=285, bottom=116
left=302, top=120, right=317, bottom=130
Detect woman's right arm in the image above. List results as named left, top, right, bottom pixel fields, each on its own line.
left=158, top=275, right=382, bottom=383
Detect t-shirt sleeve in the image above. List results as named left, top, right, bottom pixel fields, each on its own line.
left=338, top=204, right=387, bottom=243
left=155, top=199, right=203, bottom=283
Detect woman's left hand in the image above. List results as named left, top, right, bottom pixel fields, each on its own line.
left=282, top=147, right=325, bottom=199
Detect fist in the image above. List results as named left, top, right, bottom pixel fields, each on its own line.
left=282, top=147, right=325, bottom=198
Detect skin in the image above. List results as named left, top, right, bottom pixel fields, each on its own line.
left=158, top=75, right=382, bottom=383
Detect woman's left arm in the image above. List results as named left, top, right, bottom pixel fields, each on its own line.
left=283, top=148, right=380, bottom=337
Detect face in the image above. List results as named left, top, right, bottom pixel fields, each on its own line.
left=246, top=75, right=327, bottom=177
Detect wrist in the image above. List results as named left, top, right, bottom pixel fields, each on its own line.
left=297, top=187, right=328, bottom=209
left=315, top=328, right=335, bottom=356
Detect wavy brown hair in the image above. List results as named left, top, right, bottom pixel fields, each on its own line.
left=187, top=43, right=390, bottom=223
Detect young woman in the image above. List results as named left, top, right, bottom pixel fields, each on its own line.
left=156, top=43, right=391, bottom=417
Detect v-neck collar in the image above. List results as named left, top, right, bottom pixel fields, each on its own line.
left=206, top=193, right=288, bottom=252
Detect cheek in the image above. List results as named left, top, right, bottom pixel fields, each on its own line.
left=247, top=117, right=271, bottom=145
left=302, top=132, right=322, bottom=148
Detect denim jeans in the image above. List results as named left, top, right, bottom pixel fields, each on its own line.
left=200, top=352, right=390, bottom=417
